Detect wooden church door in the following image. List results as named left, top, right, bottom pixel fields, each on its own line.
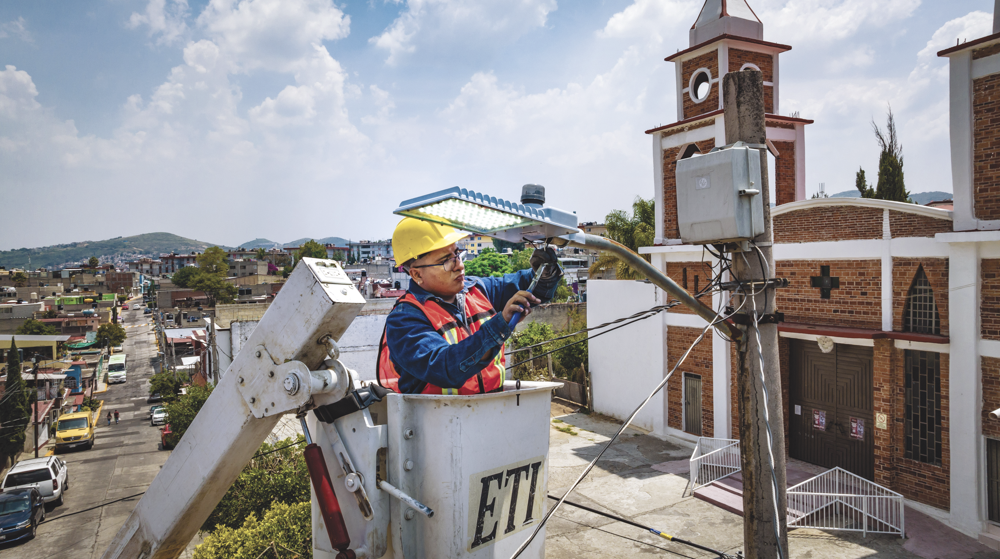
left=789, top=340, right=875, bottom=480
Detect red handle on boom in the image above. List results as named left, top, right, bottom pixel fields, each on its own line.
left=304, top=443, right=351, bottom=551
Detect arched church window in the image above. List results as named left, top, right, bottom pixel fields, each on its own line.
left=689, top=69, right=712, bottom=103
left=903, top=266, right=939, bottom=335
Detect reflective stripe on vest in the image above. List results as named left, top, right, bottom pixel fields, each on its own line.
left=377, top=287, right=506, bottom=395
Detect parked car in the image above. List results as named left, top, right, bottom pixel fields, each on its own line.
left=147, top=393, right=162, bottom=403
left=0, top=488, right=45, bottom=543
left=143, top=308, right=152, bottom=315
left=160, top=424, right=177, bottom=450
left=121, top=304, right=129, bottom=310
left=2, top=456, right=68, bottom=507
left=54, top=411, right=95, bottom=451
left=147, top=405, right=164, bottom=419
left=151, top=408, right=168, bottom=426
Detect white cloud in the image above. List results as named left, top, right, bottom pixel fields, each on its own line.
left=0, top=17, right=33, bottom=43
left=916, top=10, right=992, bottom=60
left=370, top=0, right=557, bottom=65
left=197, top=0, right=350, bottom=72
left=599, top=0, right=700, bottom=43
left=825, top=46, right=874, bottom=72
left=757, top=0, right=921, bottom=43
left=361, top=84, right=396, bottom=125
left=128, top=0, right=191, bottom=46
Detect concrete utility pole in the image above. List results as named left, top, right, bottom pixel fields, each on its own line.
left=33, top=355, right=39, bottom=459
left=722, top=70, right=789, bottom=558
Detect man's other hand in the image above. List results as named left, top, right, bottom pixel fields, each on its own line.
left=503, top=290, right=541, bottom=322
left=529, top=247, right=560, bottom=279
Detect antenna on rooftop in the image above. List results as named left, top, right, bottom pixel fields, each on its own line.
left=819, top=182, right=826, bottom=197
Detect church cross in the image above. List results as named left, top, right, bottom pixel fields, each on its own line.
left=810, top=265, right=840, bottom=299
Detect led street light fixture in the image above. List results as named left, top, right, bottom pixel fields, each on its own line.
left=394, top=186, right=580, bottom=243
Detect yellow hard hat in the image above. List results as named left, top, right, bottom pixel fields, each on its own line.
left=392, top=218, right=469, bottom=265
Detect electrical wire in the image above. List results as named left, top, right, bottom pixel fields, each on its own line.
left=741, top=250, right=784, bottom=559
left=509, top=303, right=728, bottom=559
left=546, top=495, right=734, bottom=558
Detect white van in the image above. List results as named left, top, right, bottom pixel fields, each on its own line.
left=2, top=456, right=69, bottom=506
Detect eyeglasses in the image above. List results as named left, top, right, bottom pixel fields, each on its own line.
left=411, top=250, right=466, bottom=272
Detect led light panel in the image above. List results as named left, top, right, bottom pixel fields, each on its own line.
left=394, top=186, right=580, bottom=243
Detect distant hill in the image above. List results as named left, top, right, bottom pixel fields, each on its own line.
left=829, top=190, right=951, bottom=205
left=238, top=238, right=282, bottom=250
left=283, top=237, right=351, bottom=248
left=0, top=233, right=226, bottom=270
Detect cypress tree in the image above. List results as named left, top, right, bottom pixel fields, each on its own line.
left=855, top=167, right=874, bottom=198
left=0, top=338, right=29, bottom=467
left=872, top=107, right=911, bottom=203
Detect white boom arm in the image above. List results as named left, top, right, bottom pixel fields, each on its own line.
left=101, top=258, right=365, bottom=559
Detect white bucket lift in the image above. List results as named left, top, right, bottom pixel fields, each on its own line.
left=308, top=381, right=559, bottom=559
left=101, top=257, right=561, bottom=559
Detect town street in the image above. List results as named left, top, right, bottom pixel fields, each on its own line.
left=0, top=300, right=171, bottom=559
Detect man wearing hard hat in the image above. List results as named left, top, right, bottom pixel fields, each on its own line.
left=377, top=218, right=562, bottom=394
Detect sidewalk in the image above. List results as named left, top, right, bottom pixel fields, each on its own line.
left=544, top=401, right=999, bottom=559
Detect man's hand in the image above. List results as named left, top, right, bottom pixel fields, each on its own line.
left=503, top=290, right=541, bottom=322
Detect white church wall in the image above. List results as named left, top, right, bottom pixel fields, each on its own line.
left=587, top=280, right=665, bottom=434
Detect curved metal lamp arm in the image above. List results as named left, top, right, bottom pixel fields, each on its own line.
left=562, top=233, right=740, bottom=341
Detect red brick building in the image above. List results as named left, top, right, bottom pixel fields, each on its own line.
left=591, top=0, right=1000, bottom=548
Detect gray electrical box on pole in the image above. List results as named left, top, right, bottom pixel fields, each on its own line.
left=675, top=144, right=765, bottom=245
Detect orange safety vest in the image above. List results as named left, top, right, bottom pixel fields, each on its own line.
left=377, top=287, right=506, bottom=395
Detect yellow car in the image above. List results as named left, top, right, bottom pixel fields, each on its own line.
left=55, top=411, right=95, bottom=451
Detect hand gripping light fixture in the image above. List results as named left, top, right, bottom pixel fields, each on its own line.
left=393, top=185, right=740, bottom=340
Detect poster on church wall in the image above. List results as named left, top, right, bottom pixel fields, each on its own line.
left=850, top=417, right=865, bottom=440
left=812, top=409, right=826, bottom=431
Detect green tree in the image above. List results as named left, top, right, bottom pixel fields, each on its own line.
left=11, top=272, right=27, bottom=287
left=96, top=323, right=127, bottom=348
left=197, top=247, right=230, bottom=277
left=171, top=266, right=201, bottom=288
left=194, top=501, right=312, bottom=559
left=149, top=372, right=184, bottom=401
left=15, top=319, right=58, bottom=336
left=554, top=309, right=588, bottom=380
left=111, top=305, right=118, bottom=324
left=509, top=322, right=556, bottom=381
left=553, top=278, right=574, bottom=302
left=281, top=266, right=293, bottom=279
left=165, top=384, right=214, bottom=442
left=464, top=249, right=511, bottom=278
left=330, top=250, right=345, bottom=262
left=255, top=248, right=267, bottom=261
left=88, top=256, right=99, bottom=268
left=80, top=396, right=102, bottom=412
left=203, top=436, right=309, bottom=531
left=492, top=239, right=525, bottom=254
left=0, top=339, right=28, bottom=467
left=296, top=240, right=326, bottom=260
left=42, top=310, right=58, bottom=319
left=190, top=274, right=238, bottom=305
left=588, top=196, right=655, bottom=280
left=855, top=167, right=874, bottom=198
left=872, top=107, right=909, bottom=203
left=509, top=248, right=533, bottom=272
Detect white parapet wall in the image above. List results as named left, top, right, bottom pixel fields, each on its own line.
left=587, top=280, right=665, bottom=433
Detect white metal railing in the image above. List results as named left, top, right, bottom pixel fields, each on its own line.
left=787, top=467, right=904, bottom=537
left=685, top=437, right=741, bottom=496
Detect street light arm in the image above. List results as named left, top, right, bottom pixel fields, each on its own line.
left=564, top=233, right=741, bottom=341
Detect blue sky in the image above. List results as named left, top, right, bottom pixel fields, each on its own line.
left=0, top=0, right=994, bottom=250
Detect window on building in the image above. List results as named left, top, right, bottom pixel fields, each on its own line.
left=904, top=350, right=942, bottom=465
left=904, top=266, right=940, bottom=335
left=988, top=438, right=1000, bottom=523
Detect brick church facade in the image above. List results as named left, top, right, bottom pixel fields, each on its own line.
left=621, top=0, right=1000, bottom=547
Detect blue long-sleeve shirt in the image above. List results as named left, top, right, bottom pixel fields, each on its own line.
left=384, top=269, right=558, bottom=394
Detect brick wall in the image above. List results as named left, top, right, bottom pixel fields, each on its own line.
left=773, top=141, right=795, bottom=206
left=888, top=211, right=952, bottom=238
left=682, top=51, right=720, bottom=119
left=728, top=49, right=774, bottom=114
left=973, top=72, right=1000, bottom=221
left=983, top=357, right=1000, bottom=439
left=662, top=137, right=716, bottom=240
left=974, top=43, right=1000, bottom=59
left=773, top=206, right=883, bottom=243
left=768, top=120, right=795, bottom=130
left=665, top=261, right=713, bottom=315
left=890, top=347, right=950, bottom=510
left=892, top=258, right=949, bottom=336
left=667, top=326, right=714, bottom=436
left=871, top=339, right=894, bottom=488
left=775, top=259, right=882, bottom=329
left=983, top=259, right=1000, bottom=340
